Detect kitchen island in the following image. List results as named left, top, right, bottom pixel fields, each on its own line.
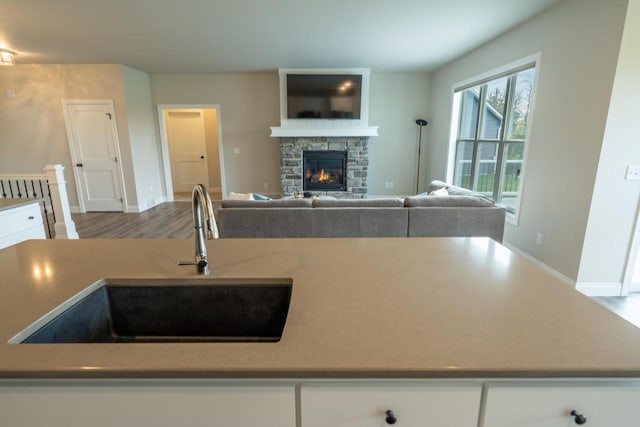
left=1, top=237, right=640, bottom=426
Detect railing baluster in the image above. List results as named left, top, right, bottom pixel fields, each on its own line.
left=38, top=180, right=53, bottom=239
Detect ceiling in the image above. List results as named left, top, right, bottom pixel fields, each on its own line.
left=2, top=0, right=561, bottom=74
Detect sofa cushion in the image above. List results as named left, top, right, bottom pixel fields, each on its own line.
left=426, top=180, right=487, bottom=197
left=221, top=198, right=312, bottom=208
left=404, top=195, right=495, bottom=207
left=313, top=198, right=404, bottom=208
left=312, top=208, right=408, bottom=237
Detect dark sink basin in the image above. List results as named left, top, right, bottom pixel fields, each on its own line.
left=16, top=278, right=292, bottom=343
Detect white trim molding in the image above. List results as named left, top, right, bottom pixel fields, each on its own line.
left=270, top=126, right=378, bottom=137
left=575, top=282, right=623, bottom=297
left=502, top=242, right=575, bottom=287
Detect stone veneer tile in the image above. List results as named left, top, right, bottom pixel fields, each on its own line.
left=279, top=136, right=369, bottom=198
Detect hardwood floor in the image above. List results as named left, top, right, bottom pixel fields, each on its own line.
left=70, top=204, right=640, bottom=327
left=593, top=295, right=640, bottom=328
left=72, top=201, right=194, bottom=239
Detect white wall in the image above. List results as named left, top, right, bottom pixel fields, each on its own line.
left=426, top=0, right=628, bottom=281
left=577, top=0, right=640, bottom=292
left=121, top=66, right=165, bottom=211
left=203, top=109, right=222, bottom=190
left=150, top=72, right=431, bottom=197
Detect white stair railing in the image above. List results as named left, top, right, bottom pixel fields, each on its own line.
left=0, top=164, right=78, bottom=239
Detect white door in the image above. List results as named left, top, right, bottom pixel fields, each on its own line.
left=166, top=110, right=210, bottom=193
left=64, top=101, right=125, bottom=212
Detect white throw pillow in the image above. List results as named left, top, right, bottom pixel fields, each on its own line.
left=228, top=192, right=253, bottom=200
left=429, top=187, right=449, bottom=196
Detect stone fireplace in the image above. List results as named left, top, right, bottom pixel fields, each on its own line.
left=279, top=137, right=369, bottom=198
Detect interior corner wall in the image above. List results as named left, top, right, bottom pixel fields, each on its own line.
left=121, top=65, right=165, bottom=211
left=368, top=72, right=431, bottom=196
left=0, top=64, right=138, bottom=210
left=577, top=0, right=640, bottom=288
left=426, top=0, right=628, bottom=281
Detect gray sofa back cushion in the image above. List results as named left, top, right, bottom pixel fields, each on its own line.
left=217, top=208, right=314, bottom=238
left=221, top=198, right=312, bottom=208
left=404, top=195, right=495, bottom=208
left=313, top=198, right=404, bottom=208
left=407, top=207, right=505, bottom=242
left=312, top=208, right=408, bottom=237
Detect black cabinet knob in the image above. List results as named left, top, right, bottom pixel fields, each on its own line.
left=76, top=163, right=83, bottom=167
left=200, top=155, right=205, bottom=159
left=571, top=410, right=587, bottom=425
left=385, top=410, right=397, bottom=425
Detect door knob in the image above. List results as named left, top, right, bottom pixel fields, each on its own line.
left=200, top=155, right=205, bottom=159
left=76, top=163, right=83, bottom=167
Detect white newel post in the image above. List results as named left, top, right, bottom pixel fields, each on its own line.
left=44, top=164, right=79, bottom=239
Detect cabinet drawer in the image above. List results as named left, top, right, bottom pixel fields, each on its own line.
left=0, top=202, right=43, bottom=236
left=482, top=383, right=640, bottom=427
left=301, top=383, right=481, bottom=427
left=0, top=384, right=296, bottom=427
left=0, top=224, right=46, bottom=249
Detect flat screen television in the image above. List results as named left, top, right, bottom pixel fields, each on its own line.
left=286, top=74, right=362, bottom=119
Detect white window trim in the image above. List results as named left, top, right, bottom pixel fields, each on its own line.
left=446, top=52, right=542, bottom=226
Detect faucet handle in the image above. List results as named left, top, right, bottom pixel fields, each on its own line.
left=178, top=259, right=208, bottom=272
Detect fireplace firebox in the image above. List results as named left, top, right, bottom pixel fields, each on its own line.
left=303, top=151, right=347, bottom=191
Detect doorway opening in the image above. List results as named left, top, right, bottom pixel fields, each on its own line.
left=158, top=105, right=226, bottom=201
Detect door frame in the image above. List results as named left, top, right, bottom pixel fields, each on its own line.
left=157, top=104, right=227, bottom=202
left=62, top=99, right=128, bottom=213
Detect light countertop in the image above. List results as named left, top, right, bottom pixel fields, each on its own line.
left=2, top=237, right=640, bottom=379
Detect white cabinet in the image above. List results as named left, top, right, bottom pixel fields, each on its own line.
left=482, top=383, right=640, bottom=427
left=0, top=201, right=46, bottom=249
left=0, top=383, right=296, bottom=427
left=301, top=383, right=482, bottom=427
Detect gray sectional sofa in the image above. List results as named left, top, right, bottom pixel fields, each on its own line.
left=216, top=181, right=505, bottom=242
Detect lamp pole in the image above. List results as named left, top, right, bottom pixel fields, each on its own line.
left=415, top=119, right=428, bottom=194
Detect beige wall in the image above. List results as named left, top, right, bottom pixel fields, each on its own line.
left=121, top=65, right=165, bottom=210
left=578, top=0, right=640, bottom=289
left=151, top=72, right=431, bottom=196
left=203, top=109, right=222, bottom=190
left=0, top=64, right=139, bottom=209
left=369, top=73, right=431, bottom=195
left=426, top=0, right=628, bottom=280
left=151, top=74, right=281, bottom=195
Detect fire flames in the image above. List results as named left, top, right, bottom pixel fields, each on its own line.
left=318, top=169, right=331, bottom=182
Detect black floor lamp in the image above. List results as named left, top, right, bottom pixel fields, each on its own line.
left=415, top=119, right=428, bottom=194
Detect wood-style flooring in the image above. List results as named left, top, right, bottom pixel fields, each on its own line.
left=593, top=295, right=640, bottom=328
left=72, top=201, right=194, bottom=239
left=70, top=202, right=640, bottom=327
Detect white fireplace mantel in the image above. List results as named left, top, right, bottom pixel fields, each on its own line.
left=270, top=126, right=379, bottom=138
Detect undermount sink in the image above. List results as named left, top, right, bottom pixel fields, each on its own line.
left=14, top=278, right=292, bottom=343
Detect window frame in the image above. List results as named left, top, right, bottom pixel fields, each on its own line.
left=446, top=54, right=541, bottom=225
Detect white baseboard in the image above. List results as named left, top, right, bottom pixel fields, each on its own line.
left=70, top=205, right=81, bottom=213
left=575, top=282, right=622, bottom=297
left=501, top=242, right=576, bottom=287
left=130, top=196, right=167, bottom=213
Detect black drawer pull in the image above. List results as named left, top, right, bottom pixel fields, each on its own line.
left=571, top=410, right=587, bottom=424
left=385, top=410, right=397, bottom=425
left=28, top=216, right=35, bottom=220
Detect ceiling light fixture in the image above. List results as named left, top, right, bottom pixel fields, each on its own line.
left=0, top=49, right=16, bottom=65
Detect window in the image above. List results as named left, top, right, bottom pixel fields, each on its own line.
left=452, top=66, right=536, bottom=216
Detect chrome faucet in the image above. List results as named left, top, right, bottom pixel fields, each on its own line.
left=179, top=184, right=219, bottom=274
